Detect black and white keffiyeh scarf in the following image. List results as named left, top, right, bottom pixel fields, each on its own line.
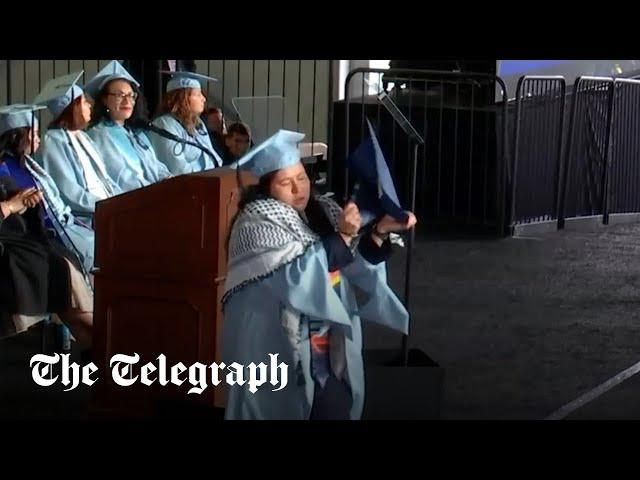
left=222, top=194, right=343, bottom=303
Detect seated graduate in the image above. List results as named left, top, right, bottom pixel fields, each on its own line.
left=203, top=106, right=227, bottom=157
left=35, top=71, right=122, bottom=224
left=222, top=129, right=417, bottom=420
left=147, top=71, right=224, bottom=175
left=0, top=121, right=93, bottom=346
left=0, top=104, right=95, bottom=276
left=221, top=122, right=251, bottom=166
left=85, top=60, right=171, bottom=193
left=122, top=60, right=197, bottom=116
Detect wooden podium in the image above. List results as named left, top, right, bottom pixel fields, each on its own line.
left=91, top=168, right=252, bottom=417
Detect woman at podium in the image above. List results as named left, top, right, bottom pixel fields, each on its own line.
left=0, top=106, right=93, bottom=346
left=222, top=129, right=417, bottom=420
left=85, top=61, right=171, bottom=193
left=147, top=71, right=223, bottom=175
left=35, top=72, right=122, bottom=225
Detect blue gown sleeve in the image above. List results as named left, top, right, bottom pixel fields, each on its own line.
left=148, top=116, right=194, bottom=175
left=148, top=116, right=215, bottom=175
left=340, top=251, right=409, bottom=334
left=87, top=126, right=147, bottom=192
left=261, top=242, right=354, bottom=333
left=39, top=133, right=103, bottom=216
left=136, top=131, right=172, bottom=182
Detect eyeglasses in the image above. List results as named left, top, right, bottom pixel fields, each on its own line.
left=107, top=92, right=138, bottom=102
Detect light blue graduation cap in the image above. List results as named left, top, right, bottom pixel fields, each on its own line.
left=347, top=117, right=409, bottom=223
left=84, top=60, right=140, bottom=99
left=33, top=71, right=84, bottom=119
left=0, top=103, right=46, bottom=136
left=233, top=129, right=305, bottom=178
left=161, top=70, right=219, bottom=92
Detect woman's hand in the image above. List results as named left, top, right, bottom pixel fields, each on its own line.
left=20, top=188, right=44, bottom=209
left=1, top=187, right=42, bottom=216
left=337, top=201, right=362, bottom=245
left=369, top=212, right=417, bottom=247
left=376, top=212, right=418, bottom=235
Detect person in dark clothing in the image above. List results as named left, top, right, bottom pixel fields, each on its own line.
left=0, top=117, right=93, bottom=346
left=203, top=106, right=227, bottom=159
left=221, top=122, right=251, bottom=165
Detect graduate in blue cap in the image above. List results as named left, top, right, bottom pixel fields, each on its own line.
left=147, top=71, right=223, bottom=175
left=85, top=60, right=171, bottom=192
left=0, top=104, right=93, bottom=346
left=0, top=103, right=95, bottom=275
left=35, top=71, right=122, bottom=223
left=222, top=129, right=417, bottom=420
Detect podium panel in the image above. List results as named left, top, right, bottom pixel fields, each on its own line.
left=91, top=168, right=254, bottom=416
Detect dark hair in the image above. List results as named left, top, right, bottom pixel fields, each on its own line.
left=203, top=106, right=222, bottom=116
left=224, top=172, right=273, bottom=252
left=50, top=96, right=91, bottom=131
left=226, top=122, right=251, bottom=139
left=302, top=194, right=336, bottom=237
left=0, top=127, right=30, bottom=159
left=90, top=79, right=150, bottom=130
left=227, top=167, right=333, bottom=250
left=236, top=171, right=277, bottom=210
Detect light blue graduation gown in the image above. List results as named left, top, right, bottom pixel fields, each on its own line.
left=222, top=241, right=409, bottom=420
left=147, top=114, right=222, bottom=175
left=87, top=120, right=171, bottom=192
left=26, top=156, right=95, bottom=273
left=37, top=128, right=122, bottom=223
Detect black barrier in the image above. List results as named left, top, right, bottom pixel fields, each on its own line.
left=605, top=78, right=640, bottom=220
left=339, top=68, right=510, bottom=236
left=558, top=77, right=615, bottom=229
left=511, top=76, right=566, bottom=229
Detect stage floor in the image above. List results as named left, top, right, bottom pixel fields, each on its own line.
left=3, top=222, right=640, bottom=420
